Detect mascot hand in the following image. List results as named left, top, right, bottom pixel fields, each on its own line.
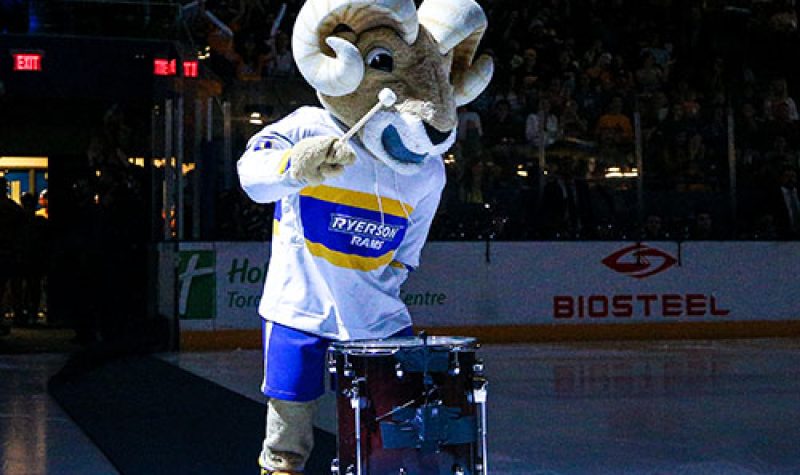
left=288, top=136, right=356, bottom=186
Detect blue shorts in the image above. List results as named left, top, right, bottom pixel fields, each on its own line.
left=261, top=321, right=413, bottom=402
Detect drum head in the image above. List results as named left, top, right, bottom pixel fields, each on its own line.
left=330, top=336, right=477, bottom=355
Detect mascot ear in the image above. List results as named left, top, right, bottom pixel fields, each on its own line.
left=418, top=0, right=494, bottom=106
left=292, top=0, right=419, bottom=97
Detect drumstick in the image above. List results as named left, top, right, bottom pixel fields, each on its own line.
left=339, top=88, right=397, bottom=143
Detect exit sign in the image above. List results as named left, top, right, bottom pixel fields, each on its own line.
left=154, top=58, right=177, bottom=76
left=183, top=60, right=199, bottom=78
left=154, top=58, right=199, bottom=77
left=12, top=52, right=43, bottom=72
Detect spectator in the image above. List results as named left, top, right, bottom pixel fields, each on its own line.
left=642, top=91, right=671, bottom=127
left=688, top=210, right=720, bottom=240
left=457, top=105, right=484, bottom=164
left=610, top=54, right=634, bottom=93
left=737, top=102, right=763, bottom=153
left=763, top=136, right=799, bottom=171
left=764, top=78, right=799, bottom=122
left=560, top=99, right=589, bottom=139
left=585, top=52, right=614, bottom=88
left=537, top=159, right=594, bottom=238
left=236, top=33, right=269, bottom=81
left=513, top=47, right=547, bottom=90
left=681, top=132, right=709, bottom=190
left=680, top=88, right=701, bottom=119
left=458, top=105, right=483, bottom=141
left=483, top=99, right=524, bottom=146
left=643, top=33, right=672, bottom=70
left=554, top=50, right=581, bottom=85
left=15, top=192, right=50, bottom=326
left=764, top=165, right=800, bottom=239
left=595, top=96, right=633, bottom=144
left=582, top=39, right=606, bottom=70
left=573, top=73, right=604, bottom=124
left=525, top=99, right=559, bottom=148
left=266, top=32, right=295, bottom=77
left=764, top=100, right=800, bottom=147
left=641, top=213, right=669, bottom=240
left=635, top=52, right=665, bottom=94
left=518, top=75, right=541, bottom=112
left=0, top=177, right=25, bottom=328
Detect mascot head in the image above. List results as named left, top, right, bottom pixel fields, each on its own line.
left=292, top=0, right=493, bottom=175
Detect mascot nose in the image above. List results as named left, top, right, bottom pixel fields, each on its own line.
left=423, top=122, right=452, bottom=146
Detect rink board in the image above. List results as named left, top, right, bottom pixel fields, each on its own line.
left=161, top=241, right=800, bottom=348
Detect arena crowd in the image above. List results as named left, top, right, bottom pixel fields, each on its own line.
left=192, top=0, right=800, bottom=241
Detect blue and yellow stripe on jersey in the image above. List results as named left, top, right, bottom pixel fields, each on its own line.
left=298, top=185, right=414, bottom=271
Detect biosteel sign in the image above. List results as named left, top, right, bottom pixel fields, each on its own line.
left=552, top=294, right=730, bottom=320
left=552, top=243, right=730, bottom=321
left=421, top=241, right=799, bottom=327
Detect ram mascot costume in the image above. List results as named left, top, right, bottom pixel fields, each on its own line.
left=237, top=0, right=493, bottom=473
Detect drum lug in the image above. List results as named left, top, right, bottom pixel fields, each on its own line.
left=473, top=359, right=485, bottom=377
left=344, top=377, right=367, bottom=409
left=449, top=353, right=461, bottom=376
left=330, top=458, right=339, bottom=475
left=395, top=362, right=404, bottom=379
left=349, top=395, right=366, bottom=409
left=398, top=468, right=408, bottom=475
left=327, top=349, right=338, bottom=375
left=472, top=378, right=488, bottom=404
left=343, top=362, right=354, bottom=378
left=452, top=464, right=465, bottom=475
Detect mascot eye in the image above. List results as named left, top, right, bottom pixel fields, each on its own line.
left=365, top=47, right=394, bottom=73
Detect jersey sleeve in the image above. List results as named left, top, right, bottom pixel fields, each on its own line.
left=237, top=107, right=315, bottom=203
left=393, top=159, right=446, bottom=270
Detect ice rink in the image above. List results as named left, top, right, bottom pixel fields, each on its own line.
left=3, top=338, right=800, bottom=474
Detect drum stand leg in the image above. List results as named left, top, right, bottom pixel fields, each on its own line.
left=473, top=374, right=489, bottom=475
left=347, top=378, right=367, bottom=475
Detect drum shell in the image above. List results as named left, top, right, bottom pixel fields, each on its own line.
left=331, top=342, right=479, bottom=474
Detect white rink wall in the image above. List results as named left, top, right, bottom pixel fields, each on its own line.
left=162, top=241, right=800, bottom=344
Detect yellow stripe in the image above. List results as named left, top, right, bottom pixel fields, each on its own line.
left=277, top=149, right=292, bottom=174
left=300, top=185, right=414, bottom=216
left=390, top=260, right=406, bottom=269
left=180, top=321, right=800, bottom=351
left=272, top=219, right=280, bottom=237
left=306, top=240, right=394, bottom=271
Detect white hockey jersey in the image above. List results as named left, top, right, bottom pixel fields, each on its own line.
left=237, top=107, right=446, bottom=340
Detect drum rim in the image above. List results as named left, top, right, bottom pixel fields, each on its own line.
left=330, top=335, right=478, bottom=355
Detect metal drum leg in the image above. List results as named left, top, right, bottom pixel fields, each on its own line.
left=346, top=377, right=366, bottom=475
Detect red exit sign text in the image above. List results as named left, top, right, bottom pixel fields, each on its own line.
left=13, top=53, right=43, bottom=72
left=154, top=59, right=199, bottom=77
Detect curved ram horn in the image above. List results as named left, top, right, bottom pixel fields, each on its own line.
left=292, top=0, right=419, bottom=97
left=453, top=54, right=494, bottom=106
left=418, top=0, right=493, bottom=105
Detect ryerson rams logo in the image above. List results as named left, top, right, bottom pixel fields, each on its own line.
left=601, top=243, right=677, bottom=279
left=329, top=213, right=403, bottom=250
